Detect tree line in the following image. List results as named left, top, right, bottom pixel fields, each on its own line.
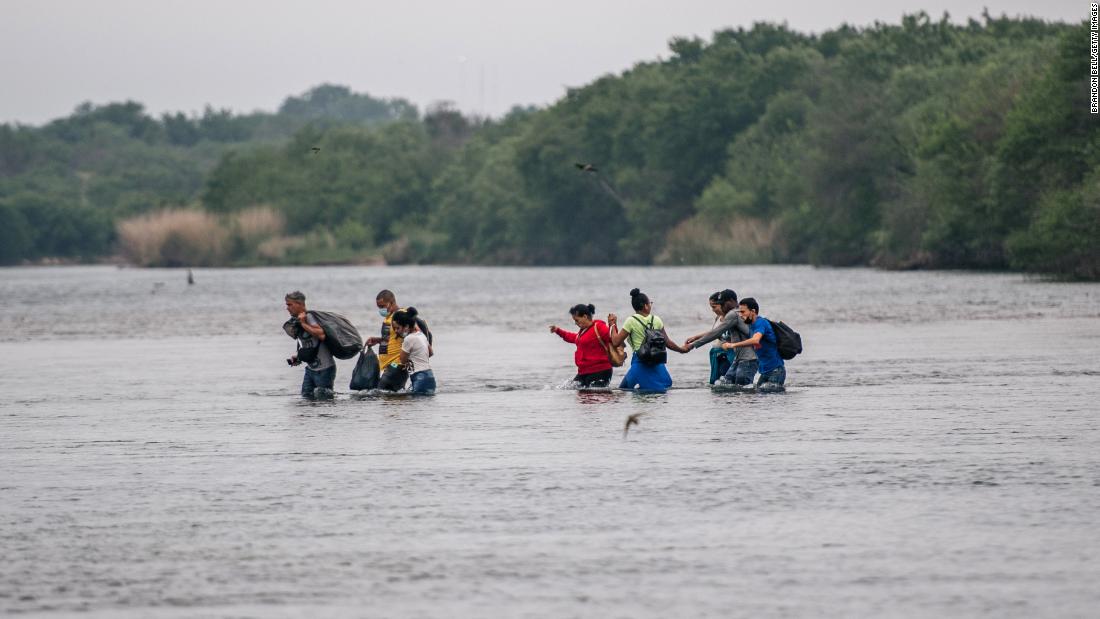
left=1, top=13, right=1097, bottom=278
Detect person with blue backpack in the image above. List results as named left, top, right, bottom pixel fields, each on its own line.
left=608, top=288, right=689, bottom=392
left=721, top=297, right=788, bottom=391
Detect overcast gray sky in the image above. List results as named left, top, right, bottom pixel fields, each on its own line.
left=0, top=0, right=1086, bottom=125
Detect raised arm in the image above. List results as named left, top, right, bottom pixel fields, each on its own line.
left=687, top=313, right=741, bottom=349
left=551, top=326, right=578, bottom=343
left=608, top=314, right=629, bottom=347
left=297, top=312, right=325, bottom=340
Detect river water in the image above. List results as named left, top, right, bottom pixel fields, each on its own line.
left=1, top=265, right=1098, bottom=617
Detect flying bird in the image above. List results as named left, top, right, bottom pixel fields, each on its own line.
left=574, top=162, right=597, bottom=172
left=311, top=147, right=321, bottom=154
left=623, top=412, right=647, bottom=438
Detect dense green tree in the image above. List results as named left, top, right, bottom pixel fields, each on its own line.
left=1, top=17, right=1095, bottom=278
left=278, top=84, right=418, bottom=125
left=0, top=202, right=33, bottom=264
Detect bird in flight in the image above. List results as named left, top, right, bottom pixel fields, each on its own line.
left=311, top=147, right=321, bottom=154
left=623, top=412, right=647, bottom=438
left=574, top=162, right=597, bottom=172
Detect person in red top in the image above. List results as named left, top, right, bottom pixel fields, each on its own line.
left=549, top=303, right=614, bottom=388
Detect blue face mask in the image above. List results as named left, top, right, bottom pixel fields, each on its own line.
left=378, top=308, right=389, bottom=318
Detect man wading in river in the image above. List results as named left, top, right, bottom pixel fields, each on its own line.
left=721, top=297, right=785, bottom=391
left=365, top=289, right=433, bottom=391
left=284, top=291, right=336, bottom=398
left=685, top=289, right=758, bottom=387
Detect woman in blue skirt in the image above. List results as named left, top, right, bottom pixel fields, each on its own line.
left=608, top=288, right=688, bottom=392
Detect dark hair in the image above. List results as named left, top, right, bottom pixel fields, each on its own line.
left=569, top=303, right=596, bottom=318
left=739, top=297, right=759, bottom=313
left=629, top=288, right=650, bottom=311
left=392, top=306, right=419, bottom=328
left=376, top=289, right=395, bottom=303
left=717, top=289, right=738, bottom=305
left=708, top=291, right=721, bottom=303
left=285, top=290, right=306, bottom=303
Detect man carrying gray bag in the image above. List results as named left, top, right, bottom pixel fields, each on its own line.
left=282, top=291, right=364, bottom=398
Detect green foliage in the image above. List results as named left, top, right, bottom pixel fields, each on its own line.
left=2, top=17, right=1095, bottom=278
left=1007, top=169, right=1100, bottom=279
left=0, top=84, right=416, bottom=263
left=0, top=202, right=33, bottom=264
left=278, top=84, right=418, bottom=125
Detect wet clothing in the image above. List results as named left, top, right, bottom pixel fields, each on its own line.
left=618, top=313, right=672, bottom=392
left=401, top=331, right=432, bottom=374
left=301, top=365, right=335, bottom=398
left=621, top=314, right=664, bottom=352
left=574, top=368, right=613, bottom=388
left=619, top=353, right=673, bottom=392
left=691, top=309, right=756, bottom=362
left=377, top=309, right=432, bottom=368
left=708, top=347, right=736, bottom=385
left=295, top=314, right=335, bottom=398
left=303, top=314, right=335, bottom=371
left=554, top=320, right=613, bottom=375
left=378, top=364, right=408, bottom=392
left=750, top=316, right=784, bottom=375
left=409, top=369, right=437, bottom=394
left=757, top=365, right=786, bottom=387
left=721, top=358, right=759, bottom=386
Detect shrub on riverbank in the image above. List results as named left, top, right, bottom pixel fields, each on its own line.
left=116, top=206, right=372, bottom=267
left=117, top=209, right=228, bottom=267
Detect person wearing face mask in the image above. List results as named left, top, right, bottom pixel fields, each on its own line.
left=365, top=289, right=432, bottom=391
left=685, top=288, right=756, bottom=387
left=392, top=308, right=436, bottom=395
left=721, top=297, right=784, bottom=391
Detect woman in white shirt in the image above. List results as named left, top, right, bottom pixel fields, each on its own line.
left=392, top=307, right=436, bottom=394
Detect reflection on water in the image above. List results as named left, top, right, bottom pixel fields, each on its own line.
left=1, top=265, right=1099, bottom=617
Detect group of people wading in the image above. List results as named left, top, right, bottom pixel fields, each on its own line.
left=285, top=289, right=435, bottom=398
left=285, top=286, right=794, bottom=398
left=550, top=288, right=789, bottom=393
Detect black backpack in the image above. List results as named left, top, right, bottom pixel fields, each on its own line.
left=767, top=319, right=803, bottom=360
left=634, top=315, right=668, bottom=365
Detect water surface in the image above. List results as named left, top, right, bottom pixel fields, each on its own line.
left=1, top=265, right=1098, bottom=617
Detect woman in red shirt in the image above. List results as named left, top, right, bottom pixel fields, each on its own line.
left=549, top=303, right=615, bottom=388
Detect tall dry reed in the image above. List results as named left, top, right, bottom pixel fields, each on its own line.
left=233, top=206, right=285, bottom=248
left=116, top=209, right=229, bottom=267
left=657, top=216, right=780, bottom=265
